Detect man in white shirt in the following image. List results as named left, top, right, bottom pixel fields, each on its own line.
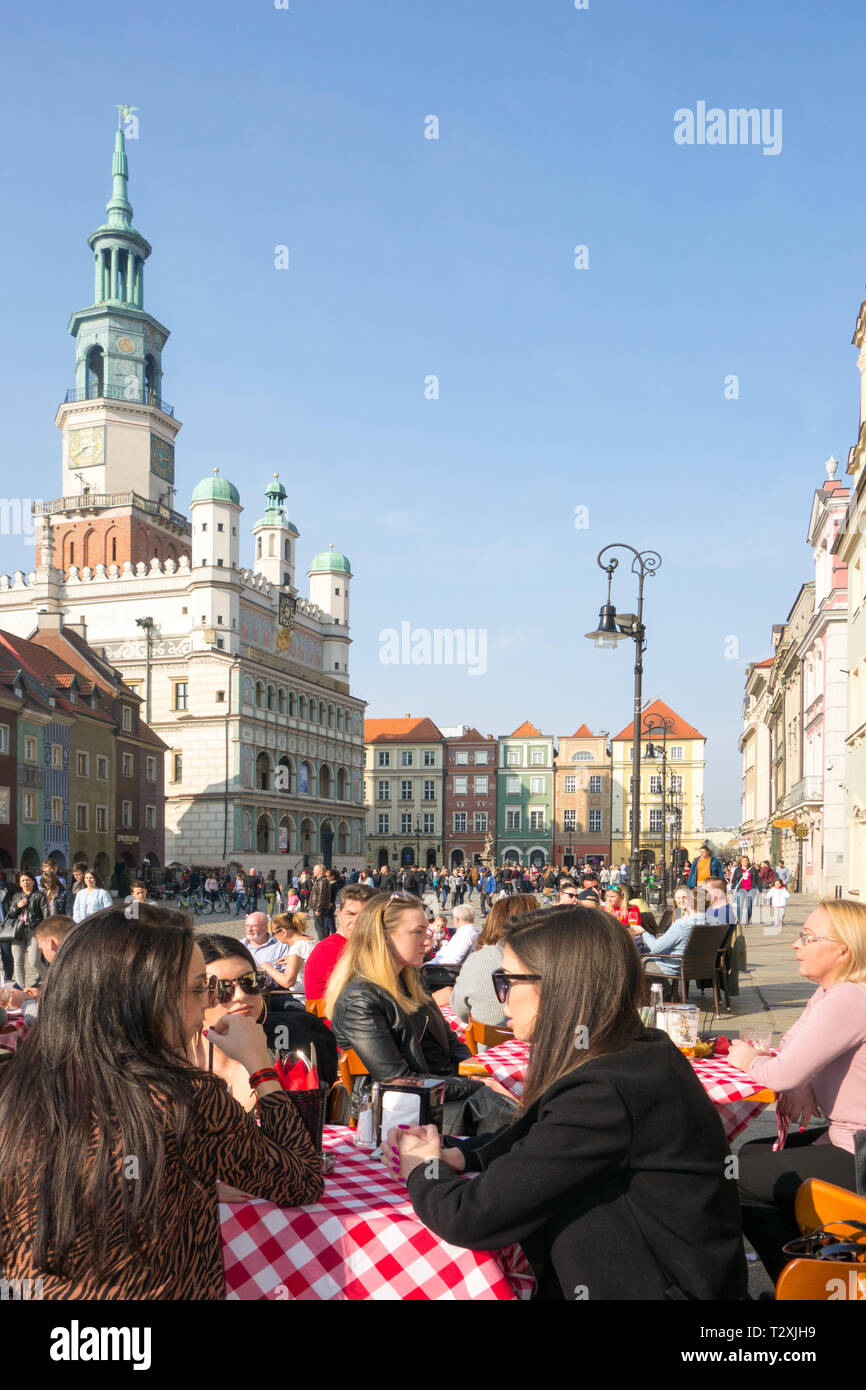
left=429, top=904, right=480, bottom=969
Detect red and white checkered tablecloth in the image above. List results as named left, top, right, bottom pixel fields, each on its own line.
left=438, top=1004, right=467, bottom=1041
left=469, top=1043, right=772, bottom=1141
left=0, top=1016, right=28, bottom=1053
left=220, top=1127, right=524, bottom=1300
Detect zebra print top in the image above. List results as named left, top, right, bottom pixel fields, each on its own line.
left=0, top=1074, right=324, bottom=1299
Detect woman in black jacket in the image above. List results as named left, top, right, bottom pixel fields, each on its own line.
left=388, top=906, right=748, bottom=1301
left=325, top=891, right=516, bottom=1135
left=5, top=871, right=45, bottom=987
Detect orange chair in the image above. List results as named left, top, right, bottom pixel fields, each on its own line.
left=464, top=1016, right=512, bottom=1056
left=337, top=1046, right=369, bottom=1094
left=306, top=998, right=326, bottom=1018
left=774, top=1180, right=866, bottom=1301
left=796, top=1178, right=866, bottom=1233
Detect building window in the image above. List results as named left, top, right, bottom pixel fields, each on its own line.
left=564, top=775, right=576, bottom=794
left=173, top=682, right=188, bottom=711
left=22, top=792, right=37, bottom=823
left=121, top=800, right=133, bottom=828
left=121, top=705, right=133, bottom=732
left=453, top=812, right=467, bottom=832
left=649, top=775, right=663, bottom=794
left=146, top=756, right=156, bottom=782
left=24, top=736, right=37, bottom=763
left=475, top=751, right=489, bottom=765
left=377, top=813, right=390, bottom=834
left=670, top=774, right=683, bottom=794
left=670, top=746, right=684, bottom=761
left=76, top=751, right=90, bottom=777
left=96, top=756, right=109, bottom=781
left=474, top=775, right=488, bottom=795
left=377, top=751, right=390, bottom=767
left=400, top=751, right=413, bottom=767
left=145, top=805, right=156, bottom=830
left=96, top=805, right=108, bottom=832
left=456, top=752, right=469, bottom=766
left=505, top=809, right=521, bottom=830
left=0, top=788, right=9, bottom=824
left=530, top=777, right=544, bottom=794
left=400, top=813, right=413, bottom=834
left=530, top=749, right=545, bottom=765
left=474, top=811, right=487, bottom=832
left=75, top=803, right=89, bottom=831
left=506, top=750, right=520, bottom=766
left=51, top=796, right=63, bottom=825
left=377, top=780, right=390, bottom=801
left=454, top=776, right=468, bottom=795
left=0, top=725, right=8, bottom=754
left=589, top=809, right=602, bottom=833
left=649, top=808, right=664, bottom=832
left=122, top=753, right=134, bottom=778
left=589, top=775, right=602, bottom=793
left=217, top=523, right=224, bottom=533
left=50, top=744, right=63, bottom=770
left=506, top=776, right=521, bottom=795
left=563, top=809, right=577, bottom=831
left=172, top=753, right=183, bottom=782
left=529, top=809, right=545, bottom=830
left=400, top=779, right=413, bottom=800
left=423, top=812, right=435, bottom=833
left=423, top=780, right=435, bottom=801
left=423, top=750, right=435, bottom=766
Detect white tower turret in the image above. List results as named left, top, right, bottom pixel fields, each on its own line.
left=252, top=475, right=299, bottom=590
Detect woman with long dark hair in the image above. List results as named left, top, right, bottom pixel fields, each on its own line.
left=0, top=906, right=323, bottom=1299
left=388, top=905, right=747, bottom=1300
left=4, top=870, right=45, bottom=987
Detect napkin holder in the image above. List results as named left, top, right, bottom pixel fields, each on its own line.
left=373, top=1077, right=446, bottom=1147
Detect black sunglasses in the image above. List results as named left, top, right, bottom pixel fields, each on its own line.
left=207, top=969, right=270, bottom=1005
left=491, top=968, right=541, bottom=1004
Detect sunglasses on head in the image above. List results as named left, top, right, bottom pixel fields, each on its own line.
left=491, top=968, right=541, bottom=1003
left=206, top=969, right=270, bottom=1005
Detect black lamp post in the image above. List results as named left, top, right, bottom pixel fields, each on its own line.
left=415, top=814, right=421, bottom=870
left=642, top=712, right=674, bottom=902
left=585, top=545, right=662, bottom=895
left=135, top=616, right=154, bottom=724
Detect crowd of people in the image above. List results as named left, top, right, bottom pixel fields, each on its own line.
left=0, top=842, right=863, bottom=1303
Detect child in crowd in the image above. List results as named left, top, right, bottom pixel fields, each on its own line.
left=767, top=877, right=789, bottom=930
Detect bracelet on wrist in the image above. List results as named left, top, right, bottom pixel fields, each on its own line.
left=248, top=1067, right=279, bottom=1089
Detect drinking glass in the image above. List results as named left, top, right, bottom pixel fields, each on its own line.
left=743, top=1029, right=773, bottom=1054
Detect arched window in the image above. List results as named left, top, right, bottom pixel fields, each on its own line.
left=85, top=345, right=104, bottom=399
left=319, top=764, right=332, bottom=800
left=337, top=709, right=343, bottom=732
left=255, top=682, right=264, bottom=708
left=299, top=762, right=311, bottom=795
left=338, top=821, right=349, bottom=855
left=277, top=755, right=293, bottom=793
left=242, top=676, right=254, bottom=705
left=267, top=685, right=276, bottom=711
left=256, top=537, right=262, bottom=560
left=284, top=540, right=290, bottom=560
left=256, top=752, right=271, bottom=791
left=299, top=695, right=308, bottom=721
left=328, top=704, right=335, bottom=729
left=256, top=814, right=273, bottom=854
left=572, top=752, right=594, bottom=761
left=289, top=691, right=297, bottom=717
left=268, top=534, right=275, bottom=557
left=337, top=767, right=348, bottom=801
left=144, top=355, right=156, bottom=403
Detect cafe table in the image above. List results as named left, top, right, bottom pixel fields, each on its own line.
left=220, top=1125, right=532, bottom=1300
left=459, top=1040, right=776, bottom=1143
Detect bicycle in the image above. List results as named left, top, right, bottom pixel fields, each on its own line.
left=176, top=889, right=213, bottom=916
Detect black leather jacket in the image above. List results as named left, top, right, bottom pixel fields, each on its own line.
left=331, top=978, right=482, bottom=1103
left=5, top=890, right=45, bottom=937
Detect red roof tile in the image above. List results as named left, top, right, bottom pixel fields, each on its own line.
left=572, top=723, right=593, bottom=737
left=612, top=698, right=704, bottom=741
left=510, top=720, right=542, bottom=737
left=365, top=717, right=443, bottom=743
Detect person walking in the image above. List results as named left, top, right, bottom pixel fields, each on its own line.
left=768, top=877, right=790, bottom=931
left=730, top=856, right=760, bottom=926
left=308, top=864, right=332, bottom=943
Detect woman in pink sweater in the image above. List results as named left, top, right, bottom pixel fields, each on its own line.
left=730, top=899, right=866, bottom=1281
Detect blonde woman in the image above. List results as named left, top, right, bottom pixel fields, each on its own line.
left=261, top=913, right=316, bottom=999
left=325, top=891, right=516, bottom=1135
left=731, top=899, right=866, bottom=1281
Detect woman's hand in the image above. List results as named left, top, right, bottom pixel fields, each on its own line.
left=384, top=1123, right=444, bottom=1182
left=727, top=1039, right=759, bottom=1074
left=777, top=1086, right=822, bottom=1127
left=206, top=1013, right=271, bottom=1073
left=480, top=1076, right=515, bottom=1101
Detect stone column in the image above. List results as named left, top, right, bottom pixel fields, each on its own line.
left=94, top=251, right=102, bottom=303
left=126, top=253, right=136, bottom=304
left=110, top=247, right=119, bottom=301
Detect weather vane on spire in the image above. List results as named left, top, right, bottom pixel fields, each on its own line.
left=116, top=103, right=138, bottom=129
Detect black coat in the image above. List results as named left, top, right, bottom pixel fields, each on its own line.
left=331, top=978, right=481, bottom=1104
left=408, top=1029, right=748, bottom=1301
left=5, top=890, right=45, bottom=938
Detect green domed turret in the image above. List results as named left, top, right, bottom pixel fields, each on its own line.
left=309, top=544, right=351, bottom=575
left=191, top=468, right=240, bottom=505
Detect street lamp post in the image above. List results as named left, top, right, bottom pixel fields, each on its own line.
left=585, top=545, right=661, bottom=896
left=135, top=616, right=154, bottom=724
left=643, top=712, right=674, bottom=903
left=415, top=814, right=421, bottom=871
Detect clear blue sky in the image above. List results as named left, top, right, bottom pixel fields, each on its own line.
left=1, top=0, right=863, bottom=824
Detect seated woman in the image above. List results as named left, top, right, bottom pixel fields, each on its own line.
left=601, top=884, right=641, bottom=927
left=325, top=891, right=517, bottom=1135
left=262, top=913, right=316, bottom=1001
left=0, top=906, right=322, bottom=1300
left=730, top=899, right=866, bottom=1282
left=190, top=933, right=274, bottom=1113
left=387, top=905, right=748, bottom=1301
left=450, top=894, right=539, bottom=1028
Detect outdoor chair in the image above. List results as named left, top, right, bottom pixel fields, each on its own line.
left=642, top=921, right=732, bottom=1016
left=774, top=1177, right=866, bottom=1300
left=464, top=1015, right=512, bottom=1056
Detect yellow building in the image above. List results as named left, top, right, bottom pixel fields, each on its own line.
left=610, top=698, right=706, bottom=875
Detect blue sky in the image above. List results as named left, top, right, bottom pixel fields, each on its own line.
left=1, top=0, right=863, bottom=823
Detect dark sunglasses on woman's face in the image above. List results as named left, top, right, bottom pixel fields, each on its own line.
left=491, top=968, right=542, bottom=1004
left=207, top=970, right=270, bottom=1005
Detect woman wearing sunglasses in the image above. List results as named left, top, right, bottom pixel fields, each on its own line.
left=190, top=934, right=274, bottom=1113
left=730, top=899, right=866, bottom=1281
left=325, top=891, right=517, bottom=1135
left=388, top=905, right=747, bottom=1301
left=0, top=906, right=322, bottom=1299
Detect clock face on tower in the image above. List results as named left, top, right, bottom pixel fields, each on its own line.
left=68, top=426, right=105, bottom=469
left=278, top=593, right=297, bottom=634
left=150, top=434, right=175, bottom=482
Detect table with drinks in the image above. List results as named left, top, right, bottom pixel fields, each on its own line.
left=219, top=1124, right=533, bottom=1300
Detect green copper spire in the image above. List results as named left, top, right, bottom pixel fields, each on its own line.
left=106, top=127, right=133, bottom=229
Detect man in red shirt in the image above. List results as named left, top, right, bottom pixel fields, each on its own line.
left=304, top=883, right=377, bottom=1005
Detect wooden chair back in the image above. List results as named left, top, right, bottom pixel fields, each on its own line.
left=464, top=1015, right=512, bottom=1055
left=337, top=1047, right=369, bottom=1093
left=306, top=998, right=326, bottom=1018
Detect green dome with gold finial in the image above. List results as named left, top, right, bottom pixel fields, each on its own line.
left=191, top=468, right=240, bottom=505
left=309, top=544, right=351, bottom=575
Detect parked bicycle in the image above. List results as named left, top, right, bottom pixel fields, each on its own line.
left=176, top=888, right=213, bottom=916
